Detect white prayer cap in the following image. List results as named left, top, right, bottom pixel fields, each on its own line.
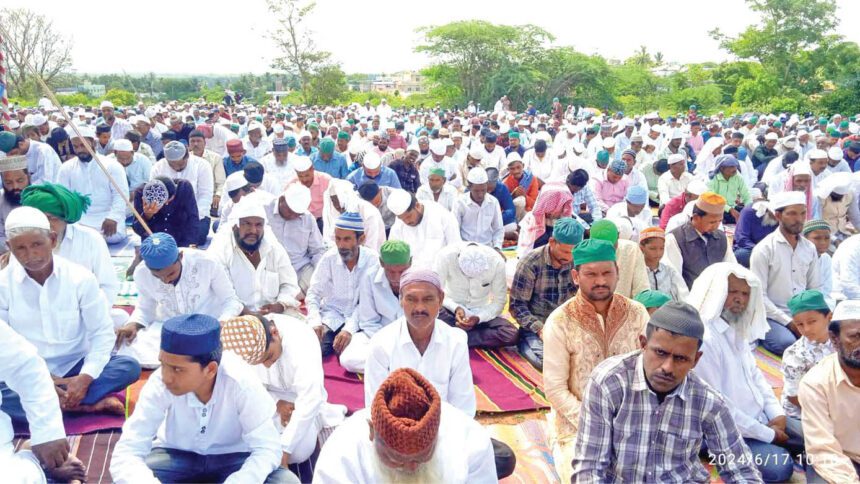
left=797, top=129, right=809, bottom=138
left=814, top=175, right=851, bottom=199
left=764, top=132, right=779, bottom=141
left=113, top=139, right=133, bottom=152
left=291, top=155, right=313, bottom=172
left=144, top=107, right=157, bottom=118
left=828, top=146, right=843, bottom=160
left=782, top=139, right=797, bottom=149
left=100, top=100, right=114, bottom=109
left=299, top=130, right=311, bottom=139
left=283, top=183, right=312, bottom=214
left=66, top=124, right=95, bottom=139
left=791, top=161, right=813, bottom=177
left=248, top=122, right=264, bottom=132
left=667, top=153, right=686, bottom=165
left=572, top=142, right=586, bottom=154
left=132, top=115, right=151, bottom=126
left=7, top=120, right=20, bottom=129
left=429, top=139, right=447, bottom=156
left=451, top=131, right=463, bottom=139
left=0, top=155, right=27, bottom=173
left=686, top=180, right=709, bottom=196
left=468, top=147, right=485, bottom=160
left=506, top=152, right=523, bottom=165
left=769, top=191, right=806, bottom=211
left=467, top=166, right=489, bottom=184
left=624, top=119, right=635, bottom=127
left=807, top=148, right=827, bottom=160
left=363, top=152, right=382, bottom=170
left=231, top=197, right=267, bottom=222
left=31, top=113, right=47, bottom=126
left=457, top=244, right=489, bottom=278
left=650, top=124, right=662, bottom=134
left=273, top=124, right=285, bottom=134
left=225, top=172, right=249, bottom=192
left=602, top=137, right=615, bottom=149
left=387, top=189, right=413, bottom=216
left=5, top=206, right=50, bottom=233
left=670, top=128, right=685, bottom=140
left=442, top=139, right=454, bottom=148
left=832, top=300, right=860, bottom=321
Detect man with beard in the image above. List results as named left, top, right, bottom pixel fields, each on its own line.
left=305, top=211, right=380, bottom=357
left=0, top=155, right=29, bottom=251
left=57, top=125, right=130, bottom=245
left=99, top=100, right=132, bottom=142
left=188, top=129, right=226, bottom=215
left=315, top=368, right=496, bottom=483
left=416, top=167, right=458, bottom=212
left=208, top=198, right=300, bottom=318
left=118, top=233, right=243, bottom=368
left=799, top=300, right=860, bottom=482
left=572, top=302, right=761, bottom=483
left=751, top=191, right=821, bottom=355
left=542, top=239, right=650, bottom=483
left=387, top=189, right=461, bottom=269
left=689, top=263, right=797, bottom=482
left=242, top=122, right=272, bottom=161
left=267, top=184, right=326, bottom=297
left=7, top=133, right=61, bottom=184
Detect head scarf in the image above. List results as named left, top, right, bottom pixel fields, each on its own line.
left=783, top=161, right=813, bottom=220
left=20, top=183, right=92, bottom=224
left=520, top=186, right=574, bottom=250
left=686, top=262, right=769, bottom=343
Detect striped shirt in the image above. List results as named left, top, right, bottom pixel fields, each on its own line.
left=572, top=351, right=761, bottom=483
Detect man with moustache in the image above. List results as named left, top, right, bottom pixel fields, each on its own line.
left=0, top=155, right=30, bottom=251
left=267, top=184, right=326, bottom=297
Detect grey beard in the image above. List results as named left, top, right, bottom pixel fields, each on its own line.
left=762, top=212, right=778, bottom=226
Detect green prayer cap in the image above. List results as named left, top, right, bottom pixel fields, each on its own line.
left=428, top=167, right=446, bottom=178
left=773, top=121, right=782, bottom=128
left=308, top=122, right=319, bottom=130
left=840, top=120, right=849, bottom=128
left=803, top=219, right=831, bottom=235
left=552, top=217, right=584, bottom=246
left=589, top=220, right=619, bottom=245
left=509, top=131, right=520, bottom=139
left=380, top=240, right=411, bottom=265
left=347, top=119, right=356, bottom=125
left=319, top=138, right=335, bottom=154
left=828, top=128, right=840, bottom=137
left=21, top=183, right=92, bottom=224
left=787, top=290, right=829, bottom=316
left=596, top=150, right=610, bottom=164
left=634, top=290, right=672, bottom=309
left=0, top=131, right=16, bottom=153
left=572, top=239, right=616, bottom=266
left=749, top=116, right=758, bottom=124
left=230, top=123, right=239, bottom=130
left=819, top=117, right=828, bottom=124
left=255, top=116, right=263, bottom=122
left=276, top=113, right=285, bottom=119
left=337, top=131, right=350, bottom=140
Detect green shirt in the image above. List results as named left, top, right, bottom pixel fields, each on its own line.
left=708, top=173, right=751, bottom=212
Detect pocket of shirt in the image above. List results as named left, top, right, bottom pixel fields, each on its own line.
left=52, top=309, right=83, bottom=342
left=262, top=270, right=281, bottom=300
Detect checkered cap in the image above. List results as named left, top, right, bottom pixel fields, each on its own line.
left=220, top=316, right=268, bottom=365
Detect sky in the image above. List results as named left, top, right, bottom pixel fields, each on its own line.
left=6, top=0, right=860, bottom=75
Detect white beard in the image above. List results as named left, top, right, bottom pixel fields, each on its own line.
left=371, top=447, right=445, bottom=484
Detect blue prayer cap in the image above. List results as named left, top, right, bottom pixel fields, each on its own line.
left=609, top=158, right=626, bottom=175
left=140, top=233, right=179, bottom=270
left=335, top=211, right=364, bottom=232
left=626, top=185, right=648, bottom=205
left=161, top=314, right=221, bottom=356
left=273, top=138, right=289, bottom=151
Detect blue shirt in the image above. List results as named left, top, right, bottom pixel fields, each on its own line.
left=311, top=151, right=350, bottom=179
left=296, top=146, right=318, bottom=157
left=347, top=166, right=402, bottom=190
left=490, top=182, right=515, bottom=226
left=144, top=130, right=164, bottom=159
left=222, top=155, right=257, bottom=177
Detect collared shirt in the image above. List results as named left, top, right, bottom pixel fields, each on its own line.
left=314, top=403, right=497, bottom=484
left=523, top=149, right=564, bottom=182
left=0, top=256, right=114, bottom=379
left=646, top=262, right=689, bottom=302
left=416, top=183, right=458, bottom=211
left=781, top=336, right=834, bottom=417
left=480, top=145, right=507, bottom=173
left=364, top=318, right=476, bottom=417
left=346, top=166, right=402, bottom=189
left=109, top=117, right=133, bottom=143
left=243, top=137, right=273, bottom=161
left=453, top=193, right=504, bottom=248
left=311, top=152, right=350, bottom=179
left=353, top=266, right=403, bottom=337
left=129, top=249, right=243, bottom=328
left=657, top=171, right=694, bottom=206
left=110, top=352, right=281, bottom=484
left=58, top=155, right=130, bottom=227
left=266, top=202, right=326, bottom=273
left=509, top=245, right=576, bottom=333
left=419, top=156, right=461, bottom=187
left=306, top=247, right=380, bottom=331
left=151, top=155, right=215, bottom=220
left=284, top=172, right=331, bottom=219
left=572, top=351, right=760, bottom=483
left=708, top=173, right=752, bottom=212
left=113, top=152, right=152, bottom=191
left=25, top=140, right=61, bottom=184
left=832, top=233, right=860, bottom=300
left=388, top=200, right=462, bottom=268
left=436, top=244, right=507, bottom=322
left=799, top=353, right=860, bottom=483
left=605, top=202, right=651, bottom=238
left=223, top=154, right=258, bottom=177
left=572, top=185, right=602, bottom=221
left=695, top=317, right=784, bottom=443
left=594, top=177, right=630, bottom=212
left=58, top=223, right=119, bottom=306
left=750, top=229, right=820, bottom=325
left=207, top=232, right=300, bottom=311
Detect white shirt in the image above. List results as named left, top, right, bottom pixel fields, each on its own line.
left=24, top=140, right=61, bottom=184
left=243, top=137, right=273, bottom=161
left=831, top=233, right=860, bottom=300
left=353, top=267, right=403, bottom=338
left=365, top=318, right=476, bottom=417
left=419, top=156, right=460, bottom=186
left=388, top=200, right=462, bottom=269
left=480, top=145, right=507, bottom=174
left=750, top=229, right=821, bottom=325
left=110, top=117, right=133, bottom=143
left=657, top=171, right=694, bottom=205
left=58, top=155, right=129, bottom=228
left=453, top=193, right=504, bottom=249
left=206, top=124, right=239, bottom=157
left=260, top=153, right=297, bottom=188
left=313, top=403, right=497, bottom=484
left=416, top=183, right=458, bottom=212
left=0, top=256, right=113, bottom=379
left=605, top=202, right=652, bottom=239
left=306, top=247, right=380, bottom=331
left=58, top=223, right=119, bottom=306
left=436, top=244, right=507, bottom=322
left=129, top=249, right=243, bottom=328
left=207, top=231, right=300, bottom=311
left=523, top=149, right=564, bottom=182
left=151, top=155, right=215, bottom=221
left=695, top=317, right=784, bottom=443
left=110, top=352, right=281, bottom=484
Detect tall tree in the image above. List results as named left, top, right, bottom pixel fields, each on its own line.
left=1, top=8, right=73, bottom=97
left=266, top=0, right=331, bottom=97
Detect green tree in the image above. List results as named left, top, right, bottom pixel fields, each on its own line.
left=306, top=65, right=347, bottom=105
left=102, top=89, right=137, bottom=107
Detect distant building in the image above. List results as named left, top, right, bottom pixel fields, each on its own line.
left=79, top=82, right=106, bottom=98
left=350, top=71, right=426, bottom=97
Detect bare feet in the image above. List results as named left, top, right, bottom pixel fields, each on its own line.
left=63, top=395, right=125, bottom=415
left=46, top=455, right=86, bottom=482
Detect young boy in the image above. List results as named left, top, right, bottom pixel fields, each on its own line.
left=633, top=289, right=671, bottom=315
left=637, top=227, right=688, bottom=301
left=781, top=290, right=834, bottom=443
left=803, top=219, right=834, bottom=306
left=110, top=313, right=298, bottom=483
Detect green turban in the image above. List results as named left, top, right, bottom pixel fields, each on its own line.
left=337, top=131, right=350, bottom=140
left=319, top=138, right=335, bottom=154
left=590, top=220, right=619, bottom=245
left=380, top=240, right=411, bottom=265
left=634, top=290, right=672, bottom=309
left=787, top=290, right=829, bottom=316
left=572, top=239, right=616, bottom=266
left=21, top=183, right=92, bottom=224
left=552, top=217, right=584, bottom=246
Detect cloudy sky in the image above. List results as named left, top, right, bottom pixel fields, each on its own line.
left=6, top=0, right=860, bottom=75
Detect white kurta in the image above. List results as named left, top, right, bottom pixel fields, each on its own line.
left=57, top=155, right=129, bottom=229
left=151, top=155, right=215, bottom=221
left=206, top=124, right=239, bottom=157
left=388, top=200, right=462, bottom=269
left=419, top=156, right=461, bottom=186
left=305, top=247, right=380, bottom=332
left=243, top=137, right=273, bottom=161
left=57, top=223, right=119, bottom=306
left=313, top=403, right=496, bottom=484
left=453, top=193, right=504, bottom=249
left=416, top=183, right=458, bottom=212
left=110, top=352, right=282, bottom=484
left=24, top=140, right=61, bottom=184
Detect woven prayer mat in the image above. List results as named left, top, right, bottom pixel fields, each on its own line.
left=13, top=431, right=120, bottom=483
left=753, top=345, right=784, bottom=389
left=491, top=418, right=560, bottom=484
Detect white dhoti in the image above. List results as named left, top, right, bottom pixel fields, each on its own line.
left=0, top=445, right=45, bottom=484
left=337, top=332, right=371, bottom=374
left=296, top=264, right=315, bottom=295
left=513, top=196, right=526, bottom=222
left=116, top=322, right=163, bottom=368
